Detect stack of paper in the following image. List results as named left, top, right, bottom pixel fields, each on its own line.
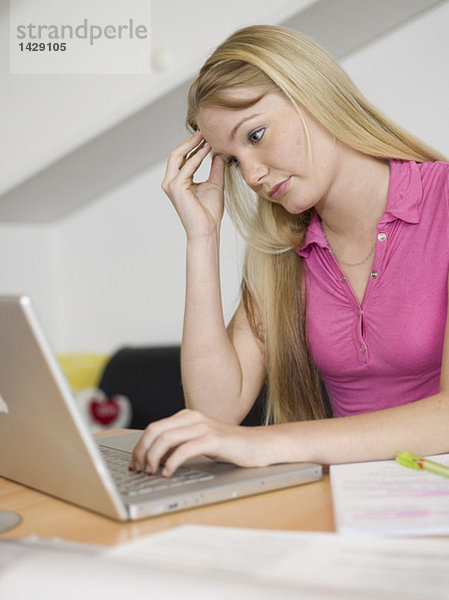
left=108, top=525, right=449, bottom=598
left=330, top=453, right=449, bottom=536
left=2, top=525, right=449, bottom=598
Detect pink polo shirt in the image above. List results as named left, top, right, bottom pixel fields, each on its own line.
left=297, top=160, right=449, bottom=417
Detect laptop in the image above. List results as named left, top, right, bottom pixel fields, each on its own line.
left=0, top=295, right=322, bottom=521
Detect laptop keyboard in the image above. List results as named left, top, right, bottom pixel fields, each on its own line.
left=99, top=445, right=214, bottom=496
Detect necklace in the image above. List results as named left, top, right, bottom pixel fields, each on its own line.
left=320, top=223, right=376, bottom=268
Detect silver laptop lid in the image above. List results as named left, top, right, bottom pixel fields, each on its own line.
left=0, top=296, right=127, bottom=520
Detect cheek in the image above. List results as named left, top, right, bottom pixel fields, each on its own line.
left=264, top=141, right=294, bottom=171
left=276, top=126, right=307, bottom=169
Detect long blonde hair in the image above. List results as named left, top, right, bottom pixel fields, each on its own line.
left=186, top=25, right=446, bottom=424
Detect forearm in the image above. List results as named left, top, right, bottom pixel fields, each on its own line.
left=262, top=392, right=449, bottom=466
left=181, top=232, right=247, bottom=422
left=161, top=134, right=259, bottom=422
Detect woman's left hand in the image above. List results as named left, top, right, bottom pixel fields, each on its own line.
left=129, top=409, right=271, bottom=477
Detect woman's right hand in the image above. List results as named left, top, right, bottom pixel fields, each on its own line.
left=161, top=131, right=226, bottom=240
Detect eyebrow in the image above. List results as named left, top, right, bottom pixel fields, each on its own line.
left=230, top=113, right=262, bottom=139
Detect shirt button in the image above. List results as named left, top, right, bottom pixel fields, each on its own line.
left=377, top=233, right=387, bottom=242
left=359, top=344, right=367, bottom=354
left=339, top=275, right=346, bottom=283
left=370, top=270, right=378, bottom=279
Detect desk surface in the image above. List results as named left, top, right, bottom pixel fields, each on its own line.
left=0, top=429, right=334, bottom=546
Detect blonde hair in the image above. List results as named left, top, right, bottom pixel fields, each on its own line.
left=186, top=25, right=446, bottom=424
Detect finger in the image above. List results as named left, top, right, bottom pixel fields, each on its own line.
left=130, top=409, right=204, bottom=470
left=208, top=153, right=225, bottom=189
left=174, top=131, right=203, bottom=158
left=162, top=142, right=211, bottom=197
left=161, top=436, right=219, bottom=477
left=163, top=132, right=204, bottom=182
left=143, top=422, right=208, bottom=474
left=174, top=142, right=211, bottom=187
left=185, top=138, right=207, bottom=161
left=130, top=421, right=177, bottom=471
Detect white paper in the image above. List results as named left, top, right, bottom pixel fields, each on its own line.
left=0, top=535, right=295, bottom=600
left=108, top=525, right=449, bottom=599
left=0, top=548, right=301, bottom=600
left=331, top=453, right=449, bottom=536
left=3, top=527, right=449, bottom=599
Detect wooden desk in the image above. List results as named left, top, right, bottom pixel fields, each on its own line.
left=0, top=429, right=334, bottom=546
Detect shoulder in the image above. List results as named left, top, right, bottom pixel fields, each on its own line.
left=417, top=160, right=449, bottom=194
left=413, top=162, right=449, bottom=227
left=386, top=160, right=449, bottom=222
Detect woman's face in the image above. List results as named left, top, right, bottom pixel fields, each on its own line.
left=196, top=88, right=341, bottom=215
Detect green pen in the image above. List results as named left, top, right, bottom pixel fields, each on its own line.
left=396, top=451, right=449, bottom=479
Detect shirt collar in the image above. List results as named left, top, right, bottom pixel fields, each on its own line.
left=297, top=159, right=422, bottom=258
left=296, top=211, right=326, bottom=258
left=379, top=159, right=422, bottom=226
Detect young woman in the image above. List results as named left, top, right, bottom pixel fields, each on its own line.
left=130, top=25, right=449, bottom=477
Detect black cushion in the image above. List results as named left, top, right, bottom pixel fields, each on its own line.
left=98, top=346, right=264, bottom=429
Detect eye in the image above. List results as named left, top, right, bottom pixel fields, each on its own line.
left=226, top=156, right=240, bottom=167
left=248, top=127, right=265, bottom=145
left=226, top=127, right=265, bottom=168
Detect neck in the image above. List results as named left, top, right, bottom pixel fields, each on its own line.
left=316, top=150, right=390, bottom=241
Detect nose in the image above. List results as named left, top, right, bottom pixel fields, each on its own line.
left=239, top=158, right=268, bottom=190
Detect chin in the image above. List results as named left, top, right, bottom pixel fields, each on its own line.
left=281, top=200, right=312, bottom=215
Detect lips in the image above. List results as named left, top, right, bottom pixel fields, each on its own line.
left=268, top=177, right=292, bottom=201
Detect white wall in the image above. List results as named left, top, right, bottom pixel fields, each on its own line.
left=0, top=223, right=59, bottom=339
left=1, top=0, right=313, bottom=196
left=2, top=1, right=449, bottom=354
left=341, top=1, right=449, bottom=155
left=54, top=159, right=244, bottom=352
